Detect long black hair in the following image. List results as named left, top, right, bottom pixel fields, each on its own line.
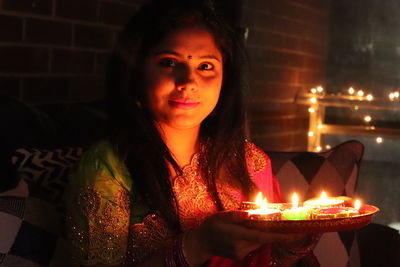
left=106, top=0, right=253, bottom=232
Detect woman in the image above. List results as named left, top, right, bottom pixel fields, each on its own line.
left=65, top=1, right=319, bottom=266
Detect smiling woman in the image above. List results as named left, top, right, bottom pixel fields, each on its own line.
left=145, top=27, right=223, bottom=135
left=64, top=1, right=320, bottom=266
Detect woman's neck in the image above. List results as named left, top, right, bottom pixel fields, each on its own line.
left=157, top=123, right=200, bottom=167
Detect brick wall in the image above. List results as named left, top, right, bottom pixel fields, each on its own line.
left=242, top=0, right=330, bottom=151
left=0, top=0, right=144, bottom=103
left=0, top=0, right=329, bottom=151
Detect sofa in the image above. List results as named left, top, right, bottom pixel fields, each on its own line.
left=0, top=96, right=399, bottom=267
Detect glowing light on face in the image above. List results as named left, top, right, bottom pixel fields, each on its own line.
left=145, top=28, right=223, bottom=130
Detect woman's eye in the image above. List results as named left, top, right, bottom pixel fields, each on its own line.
left=159, top=58, right=177, bottom=68
left=198, top=63, right=214, bottom=70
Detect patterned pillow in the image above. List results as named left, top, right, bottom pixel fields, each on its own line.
left=268, top=140, right=363, bottom=201
left=0, top=147, right=82, bottom=266
left=0, top=179, right=71, bottom=266
left=11, top=147, right=83, bottom=209
left=267, top=140, right=364, bottom=267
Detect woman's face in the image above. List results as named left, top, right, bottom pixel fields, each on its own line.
left=144, top=27, right=223, bottom=131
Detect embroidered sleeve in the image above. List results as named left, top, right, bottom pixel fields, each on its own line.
left=65, top=141, right=131, bottom=266
left=245, top=141, right=283, bottom=202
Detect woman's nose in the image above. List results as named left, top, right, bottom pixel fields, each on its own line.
left=176, top=65, right=197, bottom=91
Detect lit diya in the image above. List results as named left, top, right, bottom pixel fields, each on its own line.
left=241, top=192, right=379, bottom=233
left=310, top=199, right=362, bottom=219
left=281, top=193, right=310, bottom=220
left=304, top=191, right=345, bottom=208
left=245, top=192, right=281, bottom=221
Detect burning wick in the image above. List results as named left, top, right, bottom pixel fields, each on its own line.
left=246, top=192, right=281, bottom=220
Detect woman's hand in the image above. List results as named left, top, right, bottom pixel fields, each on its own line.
left=183, top=210, right=306, bottom=265
left=272, top=233, right=321, bottom=267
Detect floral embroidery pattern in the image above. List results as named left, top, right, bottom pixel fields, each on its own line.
left=245, top=142, right=267, bottom=173
left=173, top=154, right=216, bottom=229
left=68, top=186, right=130, bottom=266
left=128, top=213, right=174, bottom=263
left=172, top=153, right=242, bottom=230
left=70, top=143, right=266, bottom=265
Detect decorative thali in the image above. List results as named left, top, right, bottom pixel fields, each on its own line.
left=243, top=204, right=379, bottom=233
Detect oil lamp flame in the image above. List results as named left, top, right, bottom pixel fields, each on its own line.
left=261, top=198, right=268, bottom=210
left=354, top=199, right=361, bottom=210
left=255, top=192, right=269, bottom=210
left=292, top=193, right=299, bottom=209
left=255, top=192, right=263, bottom=207
left=321, top=191, right=328, bottom=200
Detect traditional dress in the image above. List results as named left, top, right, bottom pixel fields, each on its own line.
left=65, top=140, right=286, bottom=266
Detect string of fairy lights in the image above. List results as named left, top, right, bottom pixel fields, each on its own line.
left=304, top=86, right=400, bottom=152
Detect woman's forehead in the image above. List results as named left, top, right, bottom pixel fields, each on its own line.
left=150, top=27, right=223, bottom=61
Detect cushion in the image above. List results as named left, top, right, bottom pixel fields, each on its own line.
left=11, top=147, right=83, bottom=210
left=0, top=147, right=82, bottom=266
left=268, top=140, right=363, bottom=201
left=0, top=179, right=71, bottom=267
left=267, top=140, right=364, bottom=267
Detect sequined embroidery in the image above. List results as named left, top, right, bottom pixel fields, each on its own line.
left=245, top=142, right=267, bottom=173
left=70, top=143, right=266, bottom=265
left=172, top=153, right=242, bottom=230
left=127, top=213, right=174, bottom=263
left=68, top=186, right=130, bottom=266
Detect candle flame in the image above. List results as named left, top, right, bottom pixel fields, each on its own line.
left=292, top=193, right=299, bottom=209
left=255, top=192, right=269, bottom=210
left=354, top=199, right=361, bottom=210
left=321, top=191, right=328, bottom=200
left=261, top=198, right=268, bottom=210
left=255, top=192, right=263, bottom=206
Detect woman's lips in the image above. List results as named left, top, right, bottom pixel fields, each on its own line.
left=168, top=99, right=200, bottom=109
